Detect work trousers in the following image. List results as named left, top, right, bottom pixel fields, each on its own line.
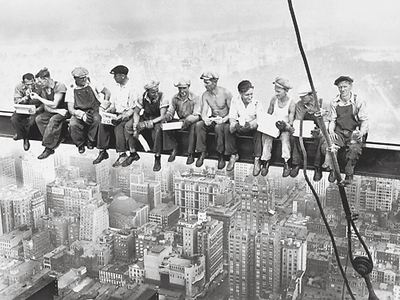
left=195, top=121, right=236, bottom=155
left=125, top=119, right=163, bottom=154
left=163, top=120, right=197, bottom=154
left=36, top=112, right=69, bottom=150
left=97, top=120, right=128, bottom=153
left=261, top=131, right=291, bottom=162
left=291, top=135, right=325, bottom=167
left=10, top=112, right=38, bottom=140
left=69, top=112, right=101, bottom=147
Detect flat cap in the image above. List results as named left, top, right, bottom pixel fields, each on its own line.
left=174, top=77, right=191, bottom=88
left=144, top=80, right=160, bottom=90
left=334, top=75, right=353, bottom=86
left=273, top=77, right=292, bottom=90
left=71, top=67, right=89, bottom=77
left=297, top=83, right=316, bottom=97
left=110, top=65, right=129, bottom=75
left=200, top=71, right=219, bottom=80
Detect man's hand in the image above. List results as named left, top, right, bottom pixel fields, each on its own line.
left=352, top=130, right=363, bottom=142
left=229, top=122, right=238, bottom=134
left=329, top=130, right=338, bottom=142
left=275, top=120, right=286, bottom=131
left=82, top=109, right=94, bottom=125
left=111, top=115, right=123, bottom=126
left=29, top=92, right=40, bottom=101
left=311, top=127, right=321, bottom=138
left=214, top=116, right=223, bottom=124
left=204, top=118, right=213, bottom=126
left=181, top=118, right=191, bottom=130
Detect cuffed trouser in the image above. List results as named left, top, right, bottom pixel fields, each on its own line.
left=291, top=135, right=325, bottom=167
left=10, top=112, right=38, bottom=140
left=69, top=112, right=101, bottom=147
left=97, top=120, right=128, bottom=153
left=163, top=121, right=196, bottom=153
left=36, top=112, right=69, bottom=150
left=261, top=131, right=291, bottom=161
left=125, top=119, right=163, bottom=154
left=195, top=121, right=236, bottom=155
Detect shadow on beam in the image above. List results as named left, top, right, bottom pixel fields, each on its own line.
left=1, top=111, right=399, bottom=179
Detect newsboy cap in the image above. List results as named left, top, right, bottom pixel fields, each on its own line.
left=297, top=82, right=316, bottom=97
left=110, top=65, right=129, bottom=75
left=144, top=80, right=160, bottom=90
left=273, top=77, right=292, bottom=90
left=174, top=77, right=191, bottom=88
left=71, top=67, right=89, bottom=77
left=334, top=75, right=353, bottom=86
left=200, top=71, right=219, bottom=80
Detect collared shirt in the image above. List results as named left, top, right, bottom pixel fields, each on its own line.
left=164, top=91, right=201, bottom=121
left=201, top=86, right=232, bottom=118
left=329, top=93, right=368, bottom=133
left=228, top=95, right=261, bottom=124
left=66, top=78, right=105, bottom=104
left=110, top=81, right=141, bottom=113
left=14, top=82, right=40, bottom=104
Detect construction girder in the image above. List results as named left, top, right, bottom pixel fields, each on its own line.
left=1, top=110, right=399, bottom=179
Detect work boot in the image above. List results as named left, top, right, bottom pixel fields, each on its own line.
left=112, top=153, right=127, bottom=167
left=253, top=157, right=261, bottom=176
left=290, top=164, right=301, bottom=178
left=196, top=152, right=207, bottom=167
left=78, top=145, right=85, bottom=154
left=186, top=153, right=195, bottom=165
left=261, top=160, right=270, bottom=177
left=93, top=150, right=109, bottom=164
left=226, top=154, right=239, bottom=172
left=217, top=153, right=226, bottom=170
left=168, top=149, right=178, bottom=163
left=23, top=139, right=30, bottom=151
left=37, top=148, right=55, bottom=160
left=153, top=155, right=161, bottom=172
left=282, top=161, right=291, bottom=178
left=328, top=170, right=336, bottom=183
left=313, top=167, right=323, bottom=182
left=13, top=134, right=18, bottom=141
left=122, top=152, right=140, bottom=167
left=86, top=141, right=95, bottom=150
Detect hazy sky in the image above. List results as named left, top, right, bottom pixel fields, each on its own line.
left=1, top=0, right=400, bottom=46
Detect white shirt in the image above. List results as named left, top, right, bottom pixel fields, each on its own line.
left=110, top=81, right=141, bottom=113
left=229, top=95, right=262, bottom=124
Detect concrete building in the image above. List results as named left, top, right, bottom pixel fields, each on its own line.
left=174, top=170, right=234, bottom=220
left=79, top=199, right=109, bottom=242
left=43, top=245, right=67, bottom=272
left=149, top=202, right=180, bottom=228
left=280, top=238, right=307, bottom=294
left=130, top=172, right=161, bottom=209
left=99, top=264, right=129, bottom=287
left=0, top=156, right=16, bottom=187
left=22, top=230, right=52, bottom=260
left=113, top=229, right=135, bottom=263
left=0, top=227, right=32, bottom=258
left=129, top=261, right=145, bottom=284
left=22, top=153, right=55, bottom=195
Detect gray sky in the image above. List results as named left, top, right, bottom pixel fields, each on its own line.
left=1, top=0, right=399, bottom=45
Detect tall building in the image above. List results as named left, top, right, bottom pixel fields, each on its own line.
left=234, top=162, right=251, bottom=193
left=0, top=185, right=45, bottom=233
left=46, top=178, right=101, bottom=214
left=22, top=153, right=56, bottom=195
left=22, top=230, right=52, bottom=260
left=95, top=160, right=111, bottom=192
left=280, top=238, right=307, bottom=294
left=155, top=164, right=174, bottom=193
left=113, top=229, right=135, bottom=263
left=130, top=172, right=161, bottom=209
left=174, top=170, right=234, bottom=220
left=0, top=156, right=16, bottom=187
left=0, top=227, right=32, bottom=258
left=114, top=164, right=143, bottom=195
left=197, top=217, right=224, bottom=282
left=361, top=177, right=394, bottom=212
left=79, top=199, right=109, bottom=242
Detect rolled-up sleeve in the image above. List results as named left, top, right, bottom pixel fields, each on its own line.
left=328, top=100, right=338, bottom=122
left=228, top=98, right=239, bottom=120
left=192, top=95, right=202, bottom=116
left=159, top=93, right=169, bottom=109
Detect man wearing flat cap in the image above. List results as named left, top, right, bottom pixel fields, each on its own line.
left=196, top=71, right=234, bottom=170
left=124, top=80, right=168, bottom=171
left=259, top=77, right=295, bottom=177
left=326, top=75, right=368, bottom=184
left=66, top=67, right=111, bottom=154
left=93, top=65, right=141, bottom=167
left=289, top=83, right=326, bottom=181
left=162, top=77, right=201, bottom=163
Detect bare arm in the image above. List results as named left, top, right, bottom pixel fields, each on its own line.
left=30, top=92, right=64, bottom=109
left=288, top=100, right=296, bottom=126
